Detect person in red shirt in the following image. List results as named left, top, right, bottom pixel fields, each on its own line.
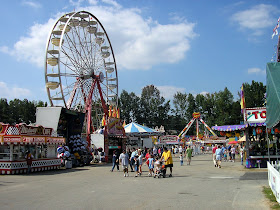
left=212, top=144, right=218, bottom=167
left=145, top=149, right=151, bottom=167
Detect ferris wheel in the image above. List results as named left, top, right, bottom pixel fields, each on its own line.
left=45, top=11, right=118, bottom=139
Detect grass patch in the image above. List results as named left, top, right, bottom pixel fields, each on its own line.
left=263, top=186, right=280, bottom=209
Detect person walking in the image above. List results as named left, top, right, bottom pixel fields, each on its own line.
left=161, top=147, right=173, bottom=177
left=119, top=150, right=129, bottom=177
left=148, top=155, right=154, bottom=176
left=130, top=148, right=136, bottom=172
left=25, top=150, right=33, bottom=174
left=138, top=150, right=143, bottom=176
left=110, top=150, right=119, bottom=172
left=231, top=146, right=236, bottom=162
left=134, top=154, right=139, bottom=177
left=153, top=146, right=157, bottom=157
left=215, top=145, right=223, bottom=168
left=212, top=144, right=218, bottom=167
left=186, top=146, right=193, bottom=165
left=179, top=153, right=183, bottom=166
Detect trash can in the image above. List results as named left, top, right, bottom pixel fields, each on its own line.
left=65, top=160, right=72, bottom=169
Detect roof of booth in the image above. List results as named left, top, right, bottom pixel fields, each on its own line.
left=124, top=122, right=162, bottom=136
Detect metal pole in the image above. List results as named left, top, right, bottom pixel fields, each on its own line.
left=266, top=127, right=271, bottom=163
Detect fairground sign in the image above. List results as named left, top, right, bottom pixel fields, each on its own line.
left=159, top=135, right=179, bottom=144
left=244, top=107, right=266, bottom=123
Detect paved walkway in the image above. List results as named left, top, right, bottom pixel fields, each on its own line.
left=0, top=153, right=270, bottom=210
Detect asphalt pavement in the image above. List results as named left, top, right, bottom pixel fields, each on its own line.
left=0, top=153, right=270, bottom=210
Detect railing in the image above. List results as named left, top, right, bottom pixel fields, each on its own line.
left=267, top=161, right=280, bottom=203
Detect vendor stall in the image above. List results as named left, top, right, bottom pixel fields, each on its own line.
left=124, top=122, right=164, bottom=149
left=105, top=117, right=126, bottom=162
left=212, top=107, right=278, bottom=168
left=0, top=123, right=65, bottom=174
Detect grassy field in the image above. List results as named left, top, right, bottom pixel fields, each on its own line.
left=263, top=186, right=280, bottom=209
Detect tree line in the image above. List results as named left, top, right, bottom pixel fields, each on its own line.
left=119, top=80, right=266, bottom=135
left=0, top=80, right=265, bottom=135
left=0, top=98, right=47, bottom=125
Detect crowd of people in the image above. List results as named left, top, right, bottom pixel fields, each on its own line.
left=110, top=145, right=197, bottom=178
left=111, top=146, right=175, bottom=178
left=110, top=143, right=244, bottom=177
left=212, top=144, right=245, bottom=168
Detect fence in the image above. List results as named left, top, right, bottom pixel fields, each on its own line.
left=267, top=161, right=280, bottom=203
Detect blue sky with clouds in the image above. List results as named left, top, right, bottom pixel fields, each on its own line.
left=0, top=0, right=279, bottom=103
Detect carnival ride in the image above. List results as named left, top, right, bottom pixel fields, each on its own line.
left=45, top=11, right=118, bottom=144
left=178, top=112, right=217, bottom=141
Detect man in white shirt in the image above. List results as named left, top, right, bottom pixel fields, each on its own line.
left=231, top=146, right=236, bottom=162
left=119, top=150, right=129, bottom=177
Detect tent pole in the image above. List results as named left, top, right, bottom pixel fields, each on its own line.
left=266, top=126, right=271, bottom=163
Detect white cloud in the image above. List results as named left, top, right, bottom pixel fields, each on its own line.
left=22, top=0, right=42, bottom=8
left=0, top=17, right=60, bottom=67
left=231, top=4, right=279, bottom=36
left=70, top=0, right=85, bottom=7
left=248, top=67, right=265, bottom=74
left=88, top=0, right=98, bottom=5
left=0, top=82, right=31, bottom=100
left=1, top=1, right=197, bottom=71
left=156, top=86, right=186, bottom=100
left=200, top=91, right=209, bottom=96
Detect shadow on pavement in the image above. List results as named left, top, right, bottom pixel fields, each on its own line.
left=239, top=171, right=268, bottom=180
left=22, top=167, right=90, bottom=176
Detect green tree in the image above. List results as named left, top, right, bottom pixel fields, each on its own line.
left=214, top=87, right=234, bottom=125
left=0, top=98, right=10, bottom=123
left=242, top=80, right=266, bottom=108
left=140, top=85, right=170, bottom=128
left=119, top=90, right=140, bottom=123
left=173, top=92, right=188, bottom=119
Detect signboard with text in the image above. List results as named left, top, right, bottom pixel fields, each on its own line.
left=3, top=136, right=21, bottom=143
left=159, top=135, right=179, bottom=144
left=244, top=107, right=266, bottom=123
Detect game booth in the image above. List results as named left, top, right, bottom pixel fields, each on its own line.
left=0, top=123, right=65, bottom=174
left=91, top=114, right=126, bottom=163
left=212, top=107, right=280, bottom=168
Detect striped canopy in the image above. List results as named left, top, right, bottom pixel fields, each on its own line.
left=124, top=122, right=159, bottom=135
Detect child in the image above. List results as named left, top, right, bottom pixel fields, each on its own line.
left=138, top=151, right=143, bottom=176
left=154, top=157, right=161, bottom=177
left=224, top=150, right=227, bottom=162
left=148, top=155, right=154, bottom=176
left=179, top=153, right=183, bottom=166
left=134, top=154, right=139, bottom=177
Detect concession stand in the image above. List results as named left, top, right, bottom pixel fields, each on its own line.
left=0, top=123, right=65, bottom=174
left=212, top=107, right=274, bottom=168
left=105, top=117, right=126, bottom=162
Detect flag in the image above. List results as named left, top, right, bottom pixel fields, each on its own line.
left=122, top=120, right=126, bottom=128
left=101, top=115, right=106, bottom=126
left=272, top=18, right=280, bottom=39
left=116, top=108, right=120, bottom=118
left=112, top=107, right=117, bottom=118
left=109, top=105, right=112, bottom=117
left=240, top=84, right=246, bottom=112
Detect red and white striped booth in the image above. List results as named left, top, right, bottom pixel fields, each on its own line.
left=0, top=123, right=65, bottom=174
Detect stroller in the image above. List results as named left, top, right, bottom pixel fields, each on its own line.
left=154, top=161, right=166, bottom=178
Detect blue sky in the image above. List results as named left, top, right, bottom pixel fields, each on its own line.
left=0, top=0, right=279, bottom=103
